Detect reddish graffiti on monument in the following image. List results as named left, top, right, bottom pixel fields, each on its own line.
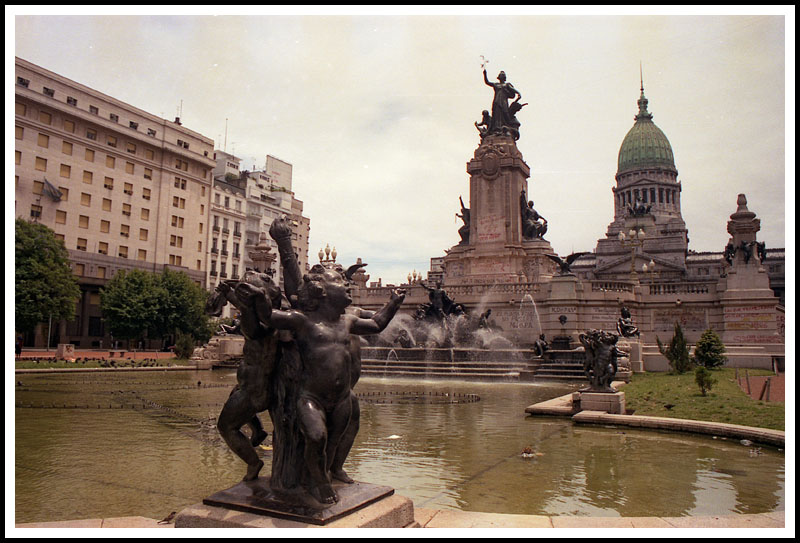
left=477, top=214, right=504, bottom=242
left=653, top=308, right=706, bottom=331
left=723, top=305, right=776, bottom=331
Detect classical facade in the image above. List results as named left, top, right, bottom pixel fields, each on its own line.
left=351, top=81, right=784, bottom=370
left=15, top=57, right=215, bottom=348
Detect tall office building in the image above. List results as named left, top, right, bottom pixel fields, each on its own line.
left=207, top=152, right=311, bottom=320
left=14, top=57, right=215, bottom=348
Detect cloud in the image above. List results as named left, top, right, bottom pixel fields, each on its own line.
left=13, top=12, right=789, bottom=285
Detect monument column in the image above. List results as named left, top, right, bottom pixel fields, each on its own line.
left=466, top=134, right=530, bottom=248
left=718, top=194, right=781, bottom=354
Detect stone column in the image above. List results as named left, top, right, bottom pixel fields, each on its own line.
left=718, top=195, right=781, bottom=358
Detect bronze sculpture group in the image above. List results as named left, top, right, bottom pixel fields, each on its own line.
left=579, top=329, right=625, bottom=393
left=208, top=217, right=405, bottom=506
left=479, top=69, right=527, bottom=141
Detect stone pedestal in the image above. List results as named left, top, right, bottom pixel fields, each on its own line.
left=217, top=336, right=244, bottom=357
left=718, top=195, right=781, bottom=349
left=574, top=391, right=626, bottom=414
left=626, top=339, right=643, bottom=373
left=56, top=343, right=75, bottom=360
left=175, top=477, right=413, bottom=528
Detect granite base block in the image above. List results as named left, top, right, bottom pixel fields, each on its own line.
left=176, top=477, right=414, bottom=528
left=575, top=391, right=626, bottom=414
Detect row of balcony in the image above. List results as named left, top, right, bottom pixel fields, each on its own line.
left=209, top=271, right=238, bottom=280
left=212, top=225, right=241, bottom=236
left=210, top=249, right=239, bottom=258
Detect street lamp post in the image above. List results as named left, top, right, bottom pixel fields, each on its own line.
left=643, top=259, right=660, bottom=281
left=618, top=228, right=647, bottom=282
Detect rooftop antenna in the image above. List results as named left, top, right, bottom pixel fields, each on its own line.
left=224, top=118, right=228, bottom=153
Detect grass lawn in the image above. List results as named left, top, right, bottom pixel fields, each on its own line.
left=621, top=368, right=784, bottom=431
left=14, top=358, right=178, bottom=370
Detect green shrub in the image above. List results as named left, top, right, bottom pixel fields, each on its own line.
left=693, top=328, right=727, bottom=369
left=656, top=322, right=694, bottom=374
left=695, top=366, right=716, bottom=396
left=173, top=331, right=196, bottom=359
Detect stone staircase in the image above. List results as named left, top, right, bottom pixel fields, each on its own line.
left=530, top=349, right=586, bottom=381
left=360, top=347, right=540, bottom=382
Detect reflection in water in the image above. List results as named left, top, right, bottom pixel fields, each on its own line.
left=14, top=373, right=784, bottom=523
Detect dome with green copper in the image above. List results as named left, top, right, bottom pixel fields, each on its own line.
left=617, top=87, right=677, bottom=175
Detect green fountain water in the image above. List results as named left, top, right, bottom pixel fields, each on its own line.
left=14, top=371, right=784, bottom=523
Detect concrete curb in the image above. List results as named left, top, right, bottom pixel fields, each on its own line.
left=14, top=509, right=785, bottom=529
left=572, top=410, right=785, bottom=447
left=15, top=365, right=199, bottom=374
left=525, top=390, right=785, bottom=447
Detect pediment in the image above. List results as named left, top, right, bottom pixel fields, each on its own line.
left=594, top=253, right=685, bottom=275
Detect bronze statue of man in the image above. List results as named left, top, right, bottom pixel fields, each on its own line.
left=616, top=306, right=640, bottom=338
left=457, top=196, right=470, bottom=245
left=520, top=189, right=547, bottom=239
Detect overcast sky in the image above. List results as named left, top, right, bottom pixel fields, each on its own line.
left=9, top=7, right=793, bottom=285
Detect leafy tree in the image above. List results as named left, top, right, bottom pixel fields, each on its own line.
left=15, top=218, right=81, bottom=334
left=695, top=366, right=716, bottom=396
left=149, top=268, right=210, bottom=343
left=656, top=322, right=694, bottom=374
left=693, top=328, right=727, bottom=369
left=100, top=268, right=211, bottom=347
left=99, top=269, right=163, bottom=344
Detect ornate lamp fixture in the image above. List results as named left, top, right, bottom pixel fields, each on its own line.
left=318, top=243, right=337, bottom=265
left=618, top=228, right=646, bottom=281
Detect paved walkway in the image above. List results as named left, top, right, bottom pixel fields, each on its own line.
left=17, top=349, right=177, bottom=360
left=737, top=372, right=785, bottom=402
left=14, top=509, right=786, bottom=529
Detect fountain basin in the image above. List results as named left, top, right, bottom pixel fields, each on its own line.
left=14, top=372, right=785, bottom=523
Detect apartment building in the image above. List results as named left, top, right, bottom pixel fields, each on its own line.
left=207, top=150, right=247, bottom=319
left=207, top=151, right=311, bottom=319
left=14, top=57, right=215, bottom=348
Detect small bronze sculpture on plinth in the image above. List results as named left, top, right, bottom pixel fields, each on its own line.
left=574, top=329, right=627, bottom=415
left=579, top=329, right=623, bottom=393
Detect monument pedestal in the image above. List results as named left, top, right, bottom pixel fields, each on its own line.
left=175, top=478, right=414, bottom=528
left=718, top=194, right=781, bottom=351
left=621, top=339, right=644, bottom=373
left=574, top=391, right=626, bottom=414
left=56, top=343, right=76, bottom=360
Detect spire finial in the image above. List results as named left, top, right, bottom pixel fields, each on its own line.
left=635, top=63, right=652, bottom=121
left=640, top=61, right=644, bottom=93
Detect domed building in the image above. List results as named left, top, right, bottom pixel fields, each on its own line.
left=353, top=77, right=784, bottom=370
left=579, top=82, right=691, bottom=281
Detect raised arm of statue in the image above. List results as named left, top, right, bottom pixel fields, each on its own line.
left=269, top=216, right=302, bottom=302
left=351, top=289, right=406, bottom=335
